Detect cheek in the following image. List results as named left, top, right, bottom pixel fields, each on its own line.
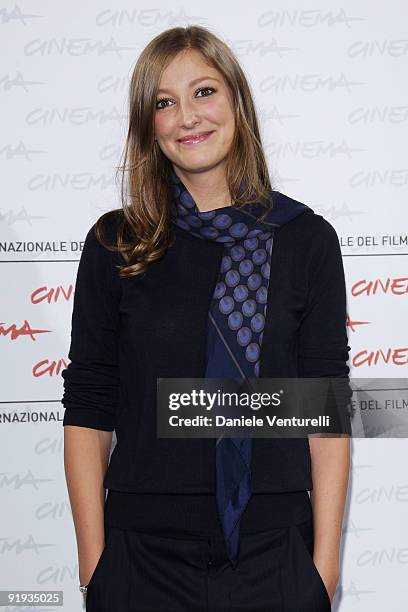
left=154, top=113, right=174, bottom=138
left=205, top=98, right=234, bottom=129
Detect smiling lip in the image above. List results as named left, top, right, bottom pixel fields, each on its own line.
left=177, top=131, right=214, bottom=144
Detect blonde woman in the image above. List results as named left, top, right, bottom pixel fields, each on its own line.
left=62, top=25, right=351, bottom=611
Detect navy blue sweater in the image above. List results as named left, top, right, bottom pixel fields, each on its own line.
left=61, top=191, right=351, bottom=508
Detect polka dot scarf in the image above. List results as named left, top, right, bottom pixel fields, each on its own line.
left=169, top=168, right=309, bottom=567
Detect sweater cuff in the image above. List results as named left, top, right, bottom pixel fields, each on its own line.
left=62, top=408, right=115, bottom=431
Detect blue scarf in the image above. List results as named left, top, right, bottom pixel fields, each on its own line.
left=169, top=168, right=309, bottom=567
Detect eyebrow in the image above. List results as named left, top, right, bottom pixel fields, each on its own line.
left=157, top=76, right=220, bottom=95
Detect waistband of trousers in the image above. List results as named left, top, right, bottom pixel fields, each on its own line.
left=104, top=490, right=312, bottom=539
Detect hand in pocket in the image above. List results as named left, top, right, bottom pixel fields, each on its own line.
left=313, top=557, right=339, bottom=604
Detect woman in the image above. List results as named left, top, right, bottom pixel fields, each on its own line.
left=62, top=25, right=351, bottom=611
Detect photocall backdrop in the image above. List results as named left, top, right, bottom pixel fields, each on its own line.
left=1, top=1, right=407, bottom=610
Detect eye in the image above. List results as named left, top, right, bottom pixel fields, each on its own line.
left=155, top=86, right=216, bottom=110
left=196, top=86, right=216, bottom=98
left=155, top=97, right=172, bottom=110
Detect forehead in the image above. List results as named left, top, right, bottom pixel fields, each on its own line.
left=158, top=49, right=223, bottom=90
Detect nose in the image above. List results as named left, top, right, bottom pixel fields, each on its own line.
left=178, top=97, right=200, bottom=128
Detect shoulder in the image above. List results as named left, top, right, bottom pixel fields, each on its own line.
left=78, top=210, right=125, bottom=289
left=88, top=208, right=123, bottom=248
left=80, top=209, right=126, bottom=271
left=271, top=190, right=340, bottom=249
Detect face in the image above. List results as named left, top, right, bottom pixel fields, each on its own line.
left=154, top=49, right=235, bottom=177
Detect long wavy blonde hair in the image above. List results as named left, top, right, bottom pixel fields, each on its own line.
left=95, top=25, right=274, bottom=278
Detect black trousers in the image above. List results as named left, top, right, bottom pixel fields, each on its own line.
left=85, top=514, right=331, bottom=611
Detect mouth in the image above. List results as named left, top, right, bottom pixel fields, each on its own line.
left=177, top=131, right=214, bottom=145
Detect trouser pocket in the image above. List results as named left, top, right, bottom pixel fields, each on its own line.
left=280, top=520, right=332, bottom=612
left=88, top=527, right=208, bottom=612
left=86, top=527, right=130, bottom=612
left=86, top=527, right=115, bottom=592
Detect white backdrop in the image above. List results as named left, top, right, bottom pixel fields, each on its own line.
left=1, top=1, right=407, bottom=610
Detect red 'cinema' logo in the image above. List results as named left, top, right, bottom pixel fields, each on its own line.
left=346, top=316, right=407, bottom=366
left=346, top=315, right=370, bottom=332
left=31, top=285, right=74, bottom=304
left=352, top=348, right=408, bottom=367
left=0, top=284, right=74, bottom=376
left=32, top=359, right=69, bottom=377
left=0, top=285, right=74, bottom=340
left=0, top=320, right=50, bottom=341
left=347, top=274, right=408, bottom=367
left=351, top=276, right=408, bottom=296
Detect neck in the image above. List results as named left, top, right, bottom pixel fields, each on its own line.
left=172, top=165, right=232, bottom=212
